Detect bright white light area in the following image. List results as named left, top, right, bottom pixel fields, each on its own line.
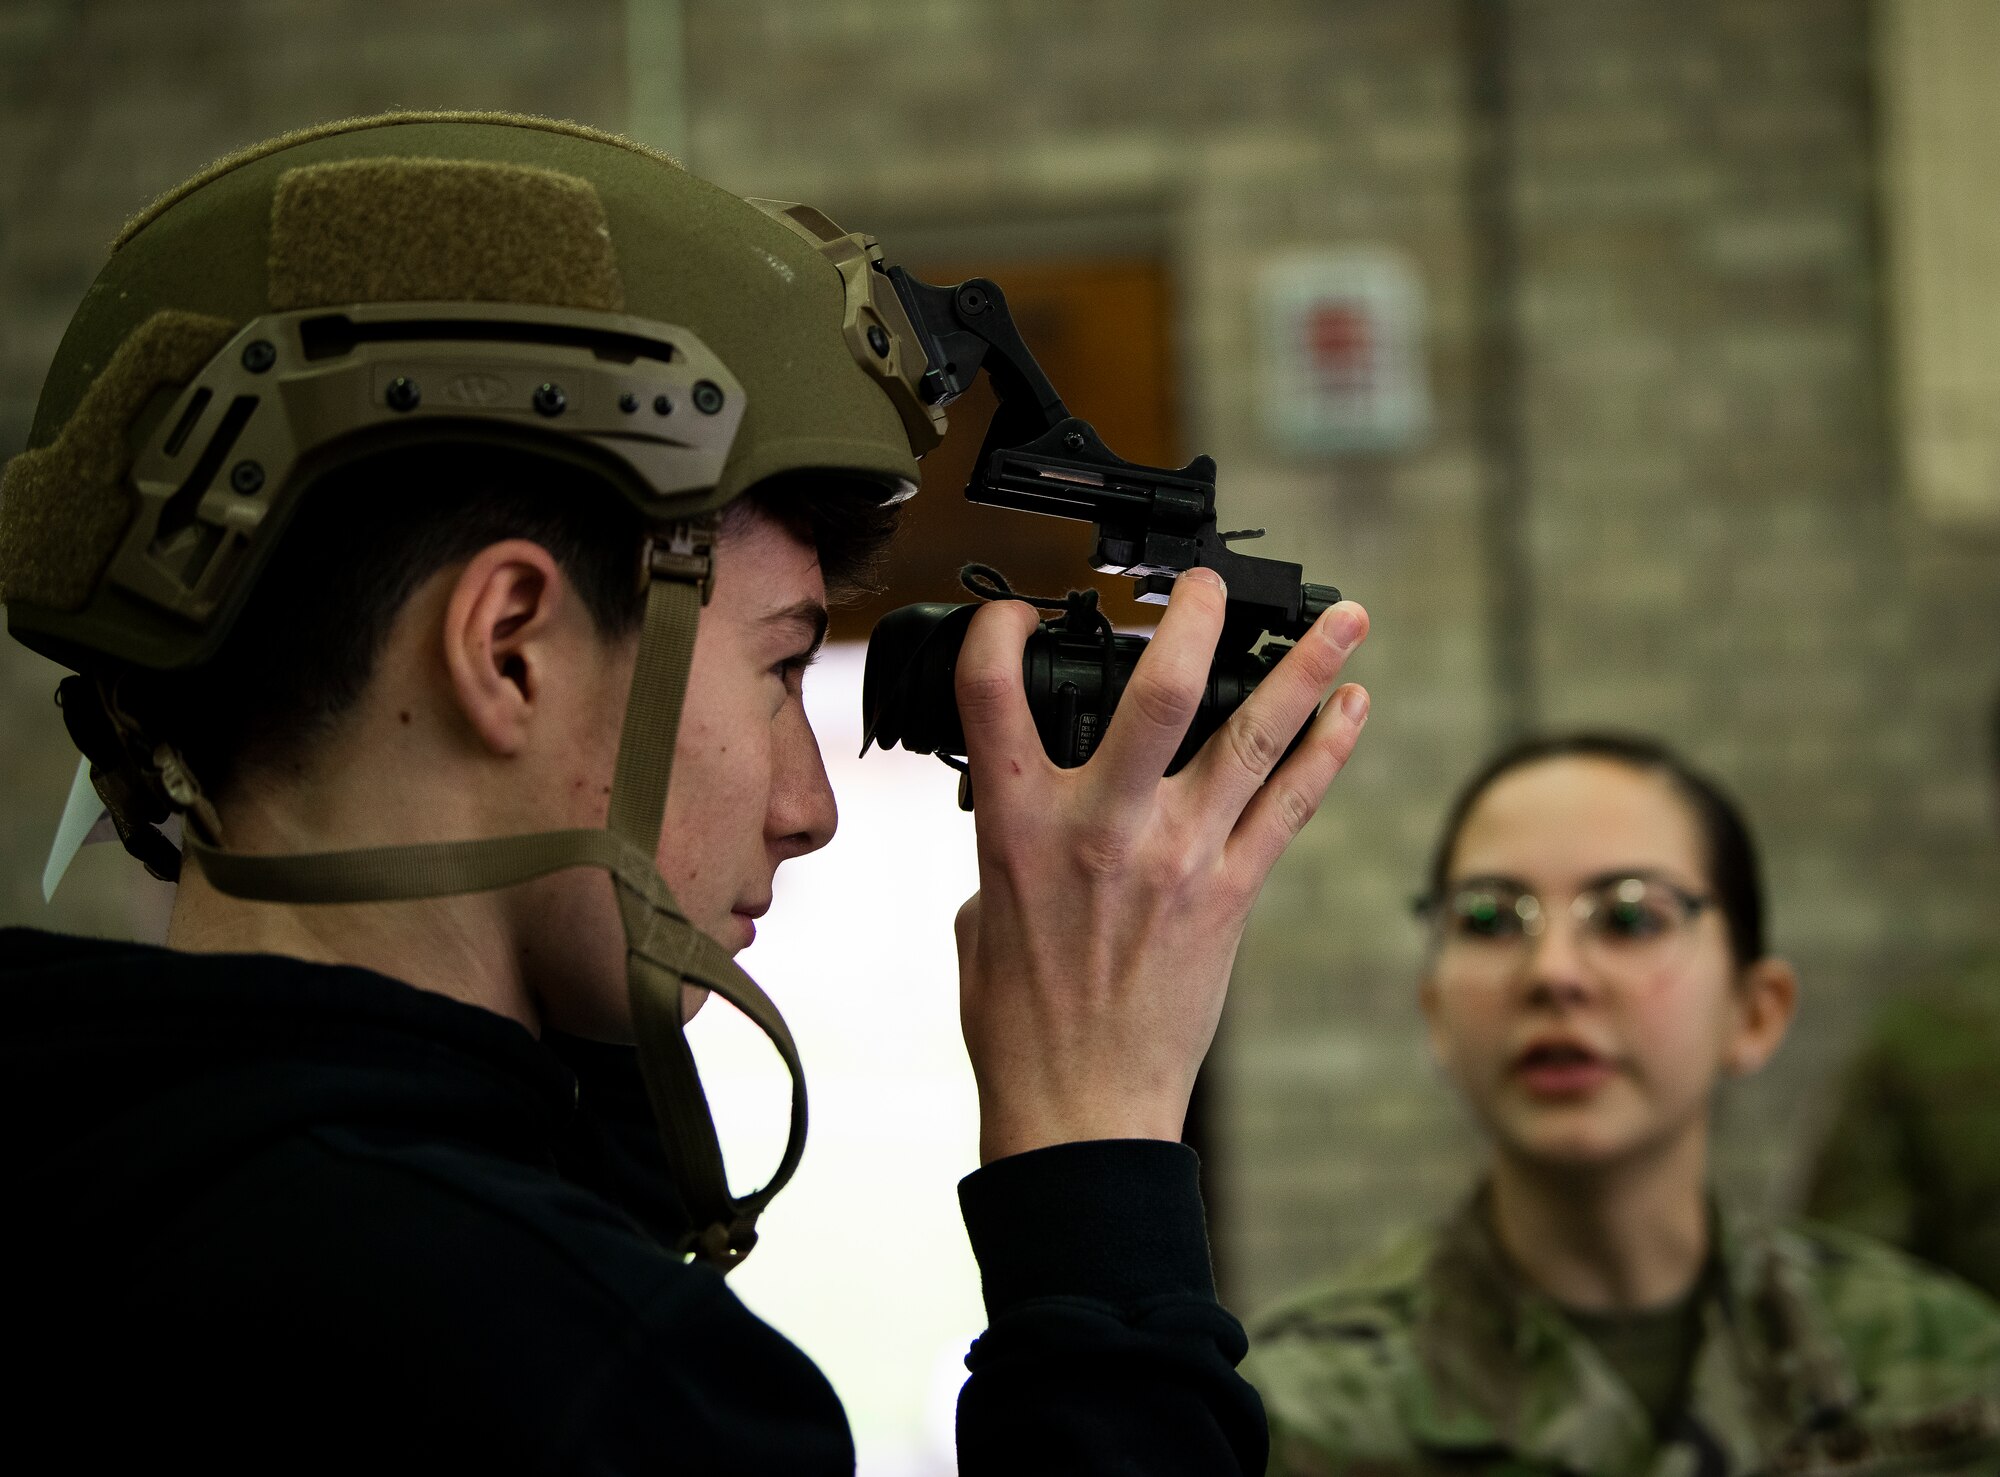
left=685, top=642, right=983, bottom=1477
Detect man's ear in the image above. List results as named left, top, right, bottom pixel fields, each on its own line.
left=441, top=539, right=567, bottom=758
left=1724, top=956, right=1799, bottom=1077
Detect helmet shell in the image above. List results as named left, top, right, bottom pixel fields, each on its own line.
left=3, top=112, right=922, bottom=671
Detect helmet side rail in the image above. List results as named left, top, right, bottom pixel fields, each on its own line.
left=81, top=303, right=745, bottom=672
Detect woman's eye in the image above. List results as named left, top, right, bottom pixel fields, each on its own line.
left=1454, top=901, right=1521, bottom=940
left=1598, top=900, right=1669, bottom=941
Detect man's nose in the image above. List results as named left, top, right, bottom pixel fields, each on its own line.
left=769, top=708, right=837, bottom=859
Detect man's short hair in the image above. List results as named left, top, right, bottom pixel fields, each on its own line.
left=126, top=444, right=899, bottom=801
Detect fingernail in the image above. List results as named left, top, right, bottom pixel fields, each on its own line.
left=1327, top=606, right=1363, bottom=649
left=1181, top=567, right=1224, bottom=593
left=1340, top=686, right=1369, bottom=721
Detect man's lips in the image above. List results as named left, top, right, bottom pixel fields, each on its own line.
left=728, top=901, right=770, bottom=950
left=1510, top=1038, right=1618, bottom=1098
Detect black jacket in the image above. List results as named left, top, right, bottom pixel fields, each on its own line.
left=1, top=928, right=1263, bottom=1472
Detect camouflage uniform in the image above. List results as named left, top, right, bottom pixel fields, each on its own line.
left=1806, top=955, right=2000, bottom=1301
left=1245, top=1192, right=2000, bottom=1476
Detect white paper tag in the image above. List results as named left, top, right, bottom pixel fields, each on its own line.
left=43, top=758, right=111, bottom=902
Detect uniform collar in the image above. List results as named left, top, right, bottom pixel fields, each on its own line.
left=1405, top=1185, right=1652, bottom=1470
left=1406, top=1186, right=1864, bottom=1475
left=1689, top=1200, right=1878, bottom=1475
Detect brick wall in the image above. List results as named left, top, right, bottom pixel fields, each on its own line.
left=1503, top=0, right=1917, bottom=1229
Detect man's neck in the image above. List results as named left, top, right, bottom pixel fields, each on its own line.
left=1487, top=1126, right=1711, bottom=1314
left=168, top=871, right=542, bottom=1031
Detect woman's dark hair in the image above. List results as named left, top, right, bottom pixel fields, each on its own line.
left=1425, top=731, right=1767, bottom=966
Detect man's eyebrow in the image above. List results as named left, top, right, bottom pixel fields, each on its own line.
left=763, top=598, right=830, bottom=657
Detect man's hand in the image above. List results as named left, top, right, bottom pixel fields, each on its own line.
left=953, top=568, right=1370, bottom=1163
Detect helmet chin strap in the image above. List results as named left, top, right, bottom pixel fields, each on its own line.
left=184, top=519, right=805, bottom=1271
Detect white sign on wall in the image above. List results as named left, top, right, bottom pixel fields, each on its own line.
left=1256, top=247, right=1431, bottom=456
left=1878, top=0, right=2000, bottom=524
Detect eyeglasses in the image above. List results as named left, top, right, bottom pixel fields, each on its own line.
left=1414, top=875, right=1714, bottom=980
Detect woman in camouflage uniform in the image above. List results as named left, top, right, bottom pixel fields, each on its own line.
left=1247, top=733, right=2000, bottom=1477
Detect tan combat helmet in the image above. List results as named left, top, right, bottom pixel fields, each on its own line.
left=0, top=111, right=949, bottom=1270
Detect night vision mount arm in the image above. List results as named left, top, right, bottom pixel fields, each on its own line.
left=883, top=267, right=1341, bottom=644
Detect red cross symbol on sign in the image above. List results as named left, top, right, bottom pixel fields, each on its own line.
left=1306, top=301, right=1373, bottom=387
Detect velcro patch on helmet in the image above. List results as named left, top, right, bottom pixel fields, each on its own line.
left=0, top=310, right=234, bottom=612
left=268, top=157, right=625, bottom=313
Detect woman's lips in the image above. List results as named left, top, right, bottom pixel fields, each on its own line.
left=1512, top=1041, right=1616, bottom=1099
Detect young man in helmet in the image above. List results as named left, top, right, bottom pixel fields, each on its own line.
left=0, top=114, right=1372, bottom=1473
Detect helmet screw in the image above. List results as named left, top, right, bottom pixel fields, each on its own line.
left=240, top=339, right=277, bottom=374
left=653, top=394, right=673, bottom=415
left=1063, top=430, right=1087, bottom=452
left=692, top=380, right=725, bottom=415
left=618, top=392, right=639, bottom=413
left=533, top=382, right=567, bottom=417
left=866, top=324, right=891, bottom=358
left=386, top=376, right=421, bottom=412
left=958, top=285, right=990, bottom=315
left=230, top=460, right=265, bottom=495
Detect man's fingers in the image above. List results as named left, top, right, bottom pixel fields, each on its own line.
left=1182, top=600, right=1368, bottom=820
left=1227, top=682, right=1370, bottom=881
left=956, top=599, right=1047, bottom=794
left=1088, top=569, right=1227, bottom=804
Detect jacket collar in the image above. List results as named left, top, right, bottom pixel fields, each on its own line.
left=1, top=927, right=692, bottom=1252
left=543, top=1030, right=692, bottom=1246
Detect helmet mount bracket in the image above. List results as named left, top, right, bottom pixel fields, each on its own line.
left=883, top=266, right=1340, bottom=652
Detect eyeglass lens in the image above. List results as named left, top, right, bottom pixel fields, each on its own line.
left=1436, top=878, right=1703, bottom=971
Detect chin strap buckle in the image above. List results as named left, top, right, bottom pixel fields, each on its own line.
left=685, top=1216, right=759, bottom=1271
left=646, top=519, right=717, bottom=604
left=153, top=742, right=223, bottom=846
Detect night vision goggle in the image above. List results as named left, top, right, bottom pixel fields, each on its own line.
left=764, top=203, right=1345, bottom=808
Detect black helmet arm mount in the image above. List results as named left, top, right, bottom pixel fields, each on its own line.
left=883, top=266, right=1341, bottom=650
